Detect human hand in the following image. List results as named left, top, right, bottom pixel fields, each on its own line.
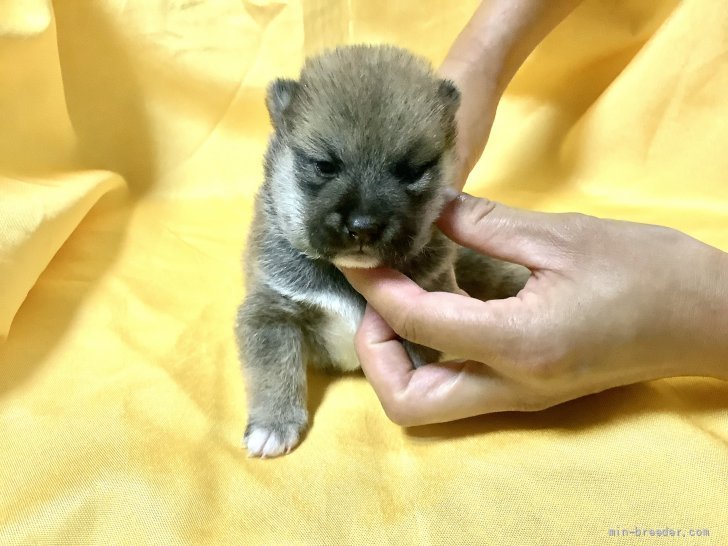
left=341, top=193, right=728, bottom=426
left=438, top=0, right=584, bottom=189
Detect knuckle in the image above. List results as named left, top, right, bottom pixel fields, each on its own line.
left=554, top=212, right=597, bottom=246
left=390, top=304, right=420, bottom=343
left=462, top=195, right=498, bottom=230
left=504, top=338, right=574, bottom=388
left=565, top=211, right=596, bottom=228
left=498, top=335, right=580, bottom=412
left=648, top=224, right=683, bottom=245
left=526, top=354, right=566, bottom=383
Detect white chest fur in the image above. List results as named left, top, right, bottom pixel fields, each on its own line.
left=317, top=293, right=363, bottom=371
left=263, top=277, right=364, bottom=371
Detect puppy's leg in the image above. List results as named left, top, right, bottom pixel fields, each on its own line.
left=403, top=341, right=441, bottom=368
left=454, top=247, right=530, bottom=300
left=236, top=298, right=308, bottom=458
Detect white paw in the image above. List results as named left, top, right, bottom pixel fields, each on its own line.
left=243, top=425, right=301, bottom=458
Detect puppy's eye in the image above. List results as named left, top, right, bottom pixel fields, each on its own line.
left=314, top=160, right=340, bottom=177
left=393, top=156, right=439, bottom=184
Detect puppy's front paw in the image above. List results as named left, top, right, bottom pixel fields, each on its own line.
left=243, top=418, right=307, bottom=458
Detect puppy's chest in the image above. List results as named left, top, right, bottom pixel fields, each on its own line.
left=308, top=291, right=364, bottom=372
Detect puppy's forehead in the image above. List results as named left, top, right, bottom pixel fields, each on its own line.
left=289, top=47, right=449, bottom=161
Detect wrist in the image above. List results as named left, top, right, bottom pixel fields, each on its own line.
left=438, top=28, right=505, bottom=186
left=438, top=12, right=514, bottom=101
left=441, top=0, right=583, bottom=96
left=666, top=235, right=728, bottom=380
left=439, top=1, right=583, bottom=184
left=690, top=242, right=728, bottom=378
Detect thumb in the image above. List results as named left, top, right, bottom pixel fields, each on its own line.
left=437, top=191, right=566, bottom=269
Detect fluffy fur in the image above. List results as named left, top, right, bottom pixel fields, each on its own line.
left=236, top=45, right=528, bottom=458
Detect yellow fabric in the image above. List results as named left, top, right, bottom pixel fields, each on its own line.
left=1, top=0, right=726, bottom=543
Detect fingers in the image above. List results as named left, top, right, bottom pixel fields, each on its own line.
left=437, top=191, right=577, bottom=268
left=343, top=267, right=527, bottom=364
left=355, top=305, right=523, bottom=426
left=353, top=305, right=415, bottom=406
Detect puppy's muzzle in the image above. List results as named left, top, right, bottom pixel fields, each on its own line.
left=346, top=214, right=384, bottom=245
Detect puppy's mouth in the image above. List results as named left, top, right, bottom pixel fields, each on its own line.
left=330, top=247, right=382, bottom=269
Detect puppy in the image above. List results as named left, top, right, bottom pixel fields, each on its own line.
left=236, top=45, right=527, bottom=458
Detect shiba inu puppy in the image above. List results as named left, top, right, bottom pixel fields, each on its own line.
left=236, top=45, right=527, bottom=457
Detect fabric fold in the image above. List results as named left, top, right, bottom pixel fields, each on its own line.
left=0, top=171, right=124, bottom=339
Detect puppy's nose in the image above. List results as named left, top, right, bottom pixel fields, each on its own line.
left=346, top=214, right=382, bottom=244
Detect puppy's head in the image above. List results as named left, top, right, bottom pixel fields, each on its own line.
left=266, top=45, right=460, bottom=268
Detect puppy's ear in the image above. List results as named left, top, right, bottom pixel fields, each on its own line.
left=437, top=79, right=461, bottom=119
left=266, top=78, right=299, bottom=131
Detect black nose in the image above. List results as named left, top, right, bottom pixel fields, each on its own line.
left=346, top=214, right=383, bottom=244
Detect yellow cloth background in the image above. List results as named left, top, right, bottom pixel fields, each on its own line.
left=1, top=0, right=726, bottom=543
